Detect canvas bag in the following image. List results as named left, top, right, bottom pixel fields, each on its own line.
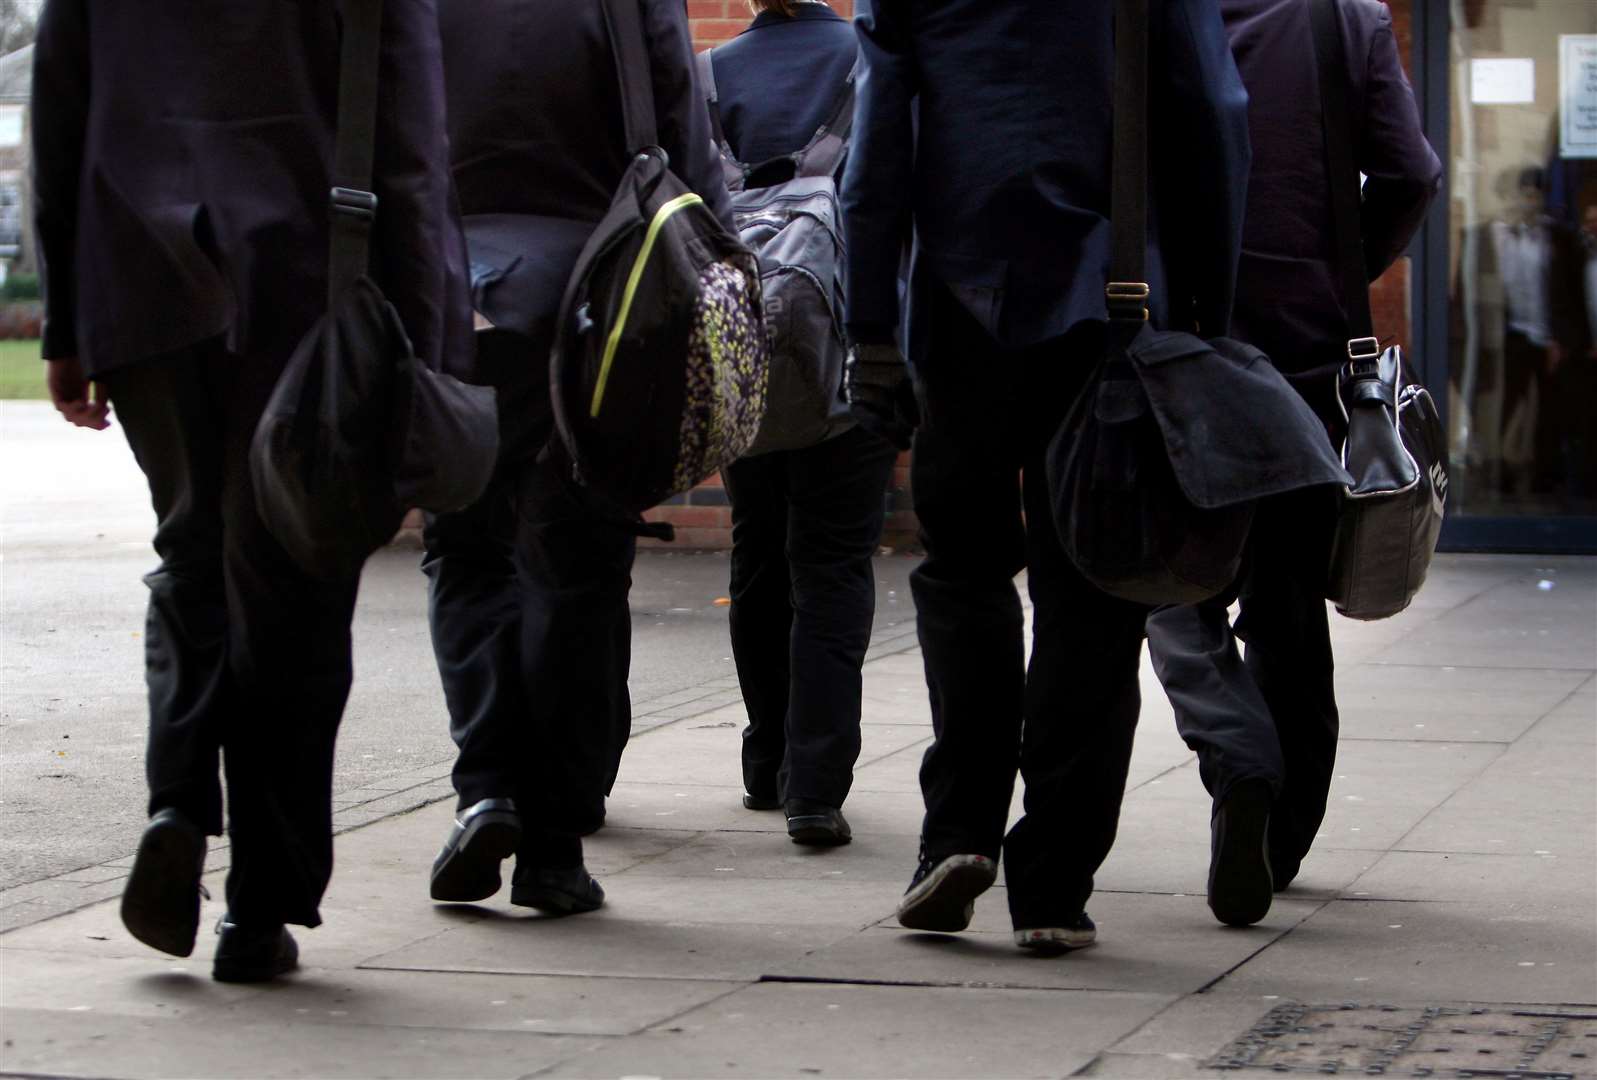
left=1047, top=0, right=1349, bottom=606
left=697, top=49, right=856, bottom=456
left=547, top=0, right=769, bottom=517
left=1309, top=0, right=1448, bottom=620
left=250, top=0, right=498, bottom=581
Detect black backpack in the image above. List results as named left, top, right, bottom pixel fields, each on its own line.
left=697, top=50, right=856, bottom=456
left=547, top=0, right=769, bottom=517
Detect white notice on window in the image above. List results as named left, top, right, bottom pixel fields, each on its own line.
left=1471, top=58, right=1536, bottom=105
left=1561, top=36, right=1597, bottom=159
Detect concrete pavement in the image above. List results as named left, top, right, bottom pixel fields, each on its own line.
left=0, top=554, right=1593, bottom=1078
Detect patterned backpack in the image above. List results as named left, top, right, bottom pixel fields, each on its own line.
left=697, top=49, right=857, bottom=455
left=548, top=0, right=768, bottom=518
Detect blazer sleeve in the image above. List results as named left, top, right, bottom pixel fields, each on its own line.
left=644, top=0, right=733, bottom=232
left=840, top=0, right=916, bottom=345
left=30, top=0, right=91, bottom=362
left=1153, top=0, right=1251, bottom=337
left=367, top=0, right=472, bottom=376
left=1353, top=2, right=1441, bottom=281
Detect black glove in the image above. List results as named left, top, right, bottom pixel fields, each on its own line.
left=845, top=343, right=918, bottom=451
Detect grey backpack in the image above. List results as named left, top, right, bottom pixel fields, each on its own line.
left=697, top=50, right=856, bottom=456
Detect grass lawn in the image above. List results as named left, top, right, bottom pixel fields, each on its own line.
left=0, top=340, right=45, bottom=399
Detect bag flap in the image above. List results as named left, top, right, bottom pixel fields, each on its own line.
left=1338, top=345, right=1421, bottom=496
left=1125, top=326, right=1351, bottom=509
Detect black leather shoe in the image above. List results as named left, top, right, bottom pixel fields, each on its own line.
left=430, top=798, right=521, bottom=902
left=509, top=863, right=605, bottom=915
left=120, top=808, right=208, bottom=957
left=213, top=919, right=298, bottom=983
left=742, top=791, right=781, bottom=811
left=785, top=799, right=851, bottom=846
left=1208, top=778, right=1275, bottom=927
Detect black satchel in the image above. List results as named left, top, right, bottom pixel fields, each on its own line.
left=1047, top=0, right=1348, bottom=606
left=1310, top=0, right=1448, bottom=620
left=250, top=0, right=497, bottom=580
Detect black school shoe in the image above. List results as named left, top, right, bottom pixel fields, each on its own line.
left=509, top=863, right=605, bottom=915
left=120, top=808, right=208, bottom=957
left=1208, top=777, right=1275, bottom=927
left=430, top=798, right=522, bottom=903
left=213, top=919, right=298, bottom=983
left=895, top=850, right=998, bottom=932
left=1014, top=912, right=1097, bottom=954
left=784, top=799, right=851, bottom=846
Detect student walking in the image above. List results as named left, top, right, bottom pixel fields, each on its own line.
left=1146, top=0, right=1441, bottom=921
left=32, top=0, right=471, bottom=980
left=703, top=0, right=897, bottom=846
left=423, top=0, right=732, bottom=912
left=841, top=0, right=1250, bottom=951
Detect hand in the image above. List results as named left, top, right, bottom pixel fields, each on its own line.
left=46, top=357, right=111, bottom=430
left=845, top=343, right=918, bottom=451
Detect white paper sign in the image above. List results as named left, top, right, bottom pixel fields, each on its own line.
left=1561, top=35, right=1597, bottom=159
left=1471, top=58, right=1536, bottom=105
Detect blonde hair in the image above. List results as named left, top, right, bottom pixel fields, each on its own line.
left=748, top=0, right=801, bottom=15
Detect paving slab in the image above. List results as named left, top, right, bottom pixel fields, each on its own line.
left=776, top=894, right=1323, bottom=996
left=1218, top=899, right=1597, bottom=1004
left=1348, top=851, right=1596, bottom=911
left=364, top=915, right=862, bottom=983
left=546, top=981, right=1173, bottom=1079
left=0, top=1005, right=593, bottom=1080
left=1335, top=663, right=1592, bottom=743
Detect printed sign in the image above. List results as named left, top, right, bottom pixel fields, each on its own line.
left=1471, top=58, right=1536, bottom=105
left=1561, top=35, right=1597, bottom=159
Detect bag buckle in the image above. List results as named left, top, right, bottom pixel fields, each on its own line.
left=330, top=187, right=378, bottom=222
left=1106, top=282, right=1150, bottom=322
left=1346, top=336, right=1380, bottom=361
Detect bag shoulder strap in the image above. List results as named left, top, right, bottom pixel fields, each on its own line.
left=793, top=57, right=860, bottom=179
left=1309, top=0, right=1378, bottom=353
left=600, top=0, right=661, bottom=155
left=697, top=49, right=750, bottom=190
left=327, top=0, right=385, bottom=306
left=1107, top=0, right=1152, bottom=324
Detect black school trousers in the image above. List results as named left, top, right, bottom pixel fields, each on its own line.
left=422, top=328, right=635, bottom=838
left=908, top=286, right=1150, bottom=929
left=721, top=424, right=898, bottom=808
left=1145, top=486, right=1341, bottom=878
left=101, top=336, right=360, bottom=930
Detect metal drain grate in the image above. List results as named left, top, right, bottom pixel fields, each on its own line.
left=1208, top=1002, right=1597, bottom=1077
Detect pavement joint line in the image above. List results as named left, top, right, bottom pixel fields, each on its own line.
left=754, top=972, right=1168, bottom=994
left=1192, top=896, right=1332, bottom=997
left=352, top=963, right=757, bottom=985
left=1529, top=673, right=1597, bottom=726
left=1384, top=738, right=1515, bottom=855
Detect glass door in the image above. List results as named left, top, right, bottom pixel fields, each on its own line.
left=1444, top=0, right=1597, bottom=550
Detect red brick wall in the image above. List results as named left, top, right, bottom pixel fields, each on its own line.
left=653, top=0, right=1419, bottom=550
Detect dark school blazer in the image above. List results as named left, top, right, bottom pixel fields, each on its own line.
left=841, top=0, right=1252, bottom=351
left=31, top=0, right=471, bottom=378
left=439, top=0, right=734, bottom=341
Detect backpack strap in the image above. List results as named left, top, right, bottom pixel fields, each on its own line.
left=793, top=57, right=860, bottom=180
left=599, top=0, right=660, bottom=154
left=1309, top=0, right=1378, bottom=359
left=327, top=0, right=384, bottom=307
left=697, top=49, right=750, bottom=191
left=1107, top=0, right=1151, bottom=324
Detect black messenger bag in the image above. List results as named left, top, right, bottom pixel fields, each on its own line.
left=1048, top=0, right=1347, bottom=606
left=1309, top=0, right=1447, bottom=620
left=251, top=0, right=497, bottom=581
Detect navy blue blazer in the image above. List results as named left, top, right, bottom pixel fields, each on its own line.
left=708, top=3, right=857, bottom=169
left=842, top=0, right=1251, bottom=351
left=440, top=0, right=733, bottom=341
left=31, top=0, right=471, bottom=379
left=1222, top=0, right=1441, bottom=392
